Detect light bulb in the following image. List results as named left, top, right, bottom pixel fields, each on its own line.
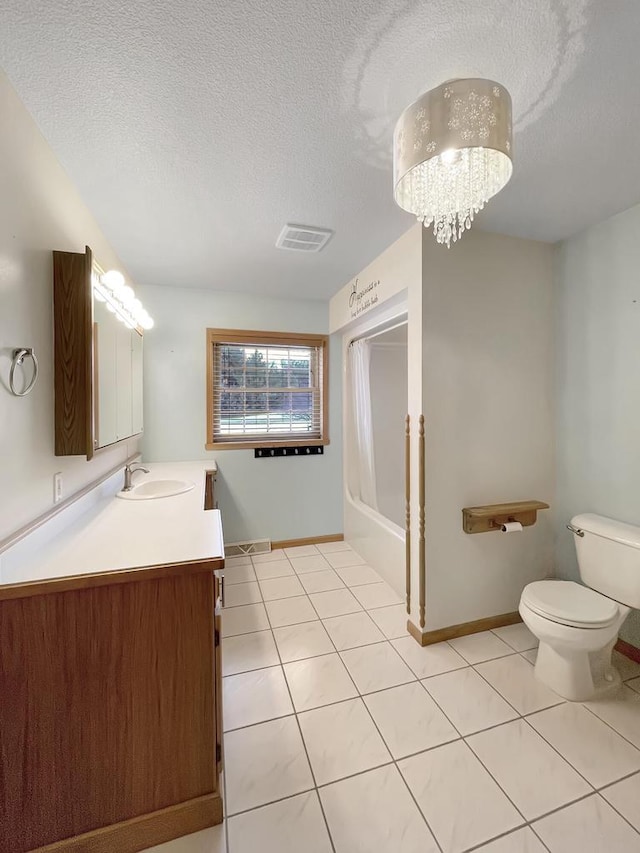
left=120, top=285, right=135, bottom=304
left=440, top=148, right=462, bottom=165
left=101, top=269, right=125, bottom=291
left=139, top=313, right=154, bottom=330
left=131, top=298, right=142, bottom=312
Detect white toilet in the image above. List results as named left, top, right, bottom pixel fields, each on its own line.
left=519, top=513, right=640, bottom=701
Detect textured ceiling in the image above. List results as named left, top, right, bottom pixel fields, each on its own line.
left=2, top=0, right=640, bottom=299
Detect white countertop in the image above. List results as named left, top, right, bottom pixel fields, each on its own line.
left=1, top=461, right=223, bottom=587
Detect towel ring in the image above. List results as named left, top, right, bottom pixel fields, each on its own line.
left=9, top=348, right=39, bottom=396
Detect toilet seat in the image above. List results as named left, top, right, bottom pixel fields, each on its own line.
left=521, top=580, right=619, bottom=629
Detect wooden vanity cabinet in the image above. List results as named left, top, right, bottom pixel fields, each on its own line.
left=53, top=246, right=144, bottom=460
left=0, top=558, right=224, bottom=853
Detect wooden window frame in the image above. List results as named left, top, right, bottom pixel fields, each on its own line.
left=206, top=328, right=329, bottom=451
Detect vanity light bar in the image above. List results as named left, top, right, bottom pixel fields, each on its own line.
left=92, top=269, right=154, bottom=330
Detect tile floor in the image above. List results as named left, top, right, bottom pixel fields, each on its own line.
left=144, top=542, right=640, bottom=853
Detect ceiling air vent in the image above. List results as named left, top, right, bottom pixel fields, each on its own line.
left=276, top=224, right=333, bottom=253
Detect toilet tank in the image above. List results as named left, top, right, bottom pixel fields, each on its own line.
left=572, top=513, right=640, bottom=608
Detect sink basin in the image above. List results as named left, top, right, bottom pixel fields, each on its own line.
left=117, top=479, right=195, bottom=500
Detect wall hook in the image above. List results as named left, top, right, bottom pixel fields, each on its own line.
left=9, top=348, right=39, bottom=396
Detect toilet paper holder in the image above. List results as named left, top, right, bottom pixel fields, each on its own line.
left=491, top=519, right=523, bottom=533
left=462, top=501, right=549, bottom=534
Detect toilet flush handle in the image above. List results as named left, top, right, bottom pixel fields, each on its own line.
left=566, top=524, right=585, bottom=537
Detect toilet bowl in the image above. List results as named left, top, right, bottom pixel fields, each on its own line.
left=519, top=513, right=640, bottom=702
left=519, top=581, right=629, bottom=701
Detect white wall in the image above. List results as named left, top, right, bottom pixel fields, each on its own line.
left=422, top=229, right=556, bottom=630
left=331, top=226, right=422, bottom=604
left=0, top=71, right=139, bottom=542
left=137, top=284, right=342, bottom=544
left=555, top=203, right=640, bottom=647
left=370, top=331, right=408, bottom=527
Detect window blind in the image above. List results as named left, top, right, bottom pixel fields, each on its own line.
left=211, top=339, right=324, bottom=443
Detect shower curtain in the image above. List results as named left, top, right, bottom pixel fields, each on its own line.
left=349, top=339, right=378, bottom=510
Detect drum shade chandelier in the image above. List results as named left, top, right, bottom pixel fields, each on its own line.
left=393, top=79, right=513, bottom=247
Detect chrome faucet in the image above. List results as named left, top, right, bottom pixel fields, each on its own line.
left=122, top=462, right=150, bottom=491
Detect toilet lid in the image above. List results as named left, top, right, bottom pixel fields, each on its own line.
left=522, top=580, right=619, bottom=628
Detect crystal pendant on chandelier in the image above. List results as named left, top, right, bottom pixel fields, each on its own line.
left=393, top=79, right=513, bottom=247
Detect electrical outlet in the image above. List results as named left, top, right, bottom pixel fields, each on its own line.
left=53, top=472, right=63, bottom=503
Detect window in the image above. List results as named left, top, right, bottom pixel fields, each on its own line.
left=206, top=329, right=329, bottom=450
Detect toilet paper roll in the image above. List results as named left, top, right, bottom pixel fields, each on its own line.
left=501, top=521, right=523, bottom=533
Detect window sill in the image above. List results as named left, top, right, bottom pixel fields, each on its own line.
left=205, top=438, right=330, bottom=452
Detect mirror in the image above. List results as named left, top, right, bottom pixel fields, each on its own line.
left=93, top=296, right=144, bottom=449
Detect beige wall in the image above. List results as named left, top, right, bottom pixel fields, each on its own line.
left=0, top=71, right=139, bottom=541
left=137, top=284, right=343, bottom=544
left=331, top=226, right=422, bottom=603
left=422, top=229, right=556, bottom=630
left=555, top=202, right=640, bottom=647
left=331, top=224, right=555, bottom=633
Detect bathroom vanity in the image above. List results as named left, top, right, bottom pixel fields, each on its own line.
left=0, top=463, right=224, bottom=853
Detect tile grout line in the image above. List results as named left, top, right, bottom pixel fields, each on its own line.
left=352, top=685, right=447, bottom=852
left=449, top=649, right=522, bottom=666
left=470, top=654, right=566, bottom=718
left=223, top=590, right=636, bottom=754
left=452, top=661, right=597, bottom=835
left=295, top=592, right=447, bottom=853
left=595, top=784, right=640, bottom=839
left=469, top=719, right=596, bottom=819
left=458, top=660, right=640, bottom=842
left=398, top=666, right=534, bottom=848
left=222, top=741, right=230, bottom=853
left=259, top=579, right=445, bottom=850
left=520, top=710, right=620, bottom=792
left=416, top=672, right=507, bottom=736
left=221, top=689, right=640, bottom=827
left=223, top=723, right=639, bottom=841
left=309, top=593, right=515, bottom=851
left=465, top=661, right=597, bottom=805
left=525, top=825, right=554, bottom=853
left=224, top=785, right=318, bottom=821
left=220, top=579, right=640, bottom=849
left=224, top=671, right=426, bottom=733
left=259, top=574, right=338, bottom=853
left=462, top=823, right=547, bottom=853
left=226, top=649, right=527, bottom=724
left=487, top=626, right=538, bottom=654
left=223, top=658, right=640, bottom=839
left=526, top=789, right=617, bottom=837
left=415, top=656, right=592, bottom=845
left=224, top=552, right=306, bottom=825
left=579, top=695, right=640, bottom=752
left=223, top=746, right=609, bottom=832
left=223, top=771, right=637, bottom=845
left=221, top=686, right=572, bottom=747
left=306, top=601, right=557, bottom=852
left=597, top=766, right=640, bottom=793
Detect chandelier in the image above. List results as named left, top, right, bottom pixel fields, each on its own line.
left=393, top=79, right=513, bottom=247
